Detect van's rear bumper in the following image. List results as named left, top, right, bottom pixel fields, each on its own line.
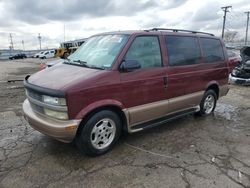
left=22, top=99, right=81, bottom=143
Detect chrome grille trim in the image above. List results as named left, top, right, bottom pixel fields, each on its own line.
left=25, top=88, right=68, bottom=114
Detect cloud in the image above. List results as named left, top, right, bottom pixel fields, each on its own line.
left=1, top=0, right=159, bottom=25
left=0, top=0, right=249, bottom=50
left=164, top=0, right=188, bottom=9
left=192, top=2, right=221, bottom=22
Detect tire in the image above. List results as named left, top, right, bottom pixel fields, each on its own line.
left=198, top=90, right=217, bottom=116
left=75, top=110, right=122, bottom=156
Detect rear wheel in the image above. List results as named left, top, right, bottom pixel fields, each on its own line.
left=75, top=110, right=122, bottom=156
left=198, top=90, right=217, bottom=116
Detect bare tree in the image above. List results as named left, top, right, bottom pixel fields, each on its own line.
left=224, top=31, right=238, bottom=43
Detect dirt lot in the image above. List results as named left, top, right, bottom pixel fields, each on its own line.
left=0, top=59, right=250, bottom=188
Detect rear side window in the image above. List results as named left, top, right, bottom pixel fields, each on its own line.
left=125, top=36, right=162, bottom=69
left=200, top=38, right=224, bottom=63
left=165, top=36, right=201, bottom=66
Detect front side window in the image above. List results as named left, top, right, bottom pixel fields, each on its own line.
left=165, top=36, right=201, bottom=66
left=68, top=34, right=129, bottom=69
left=200, top=38, right=225, bottom=63
left=125, top=36, right=162, bottom=69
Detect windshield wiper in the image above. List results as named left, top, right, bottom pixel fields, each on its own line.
left=87, top=64, right=105, bottom=70
left=73, top=60, right=105, bottom=70
left=65, top=59, right=105, bottom=70
left=63, top=58, right=74, bottom=64
left=73, top=60, right=89, bottom=67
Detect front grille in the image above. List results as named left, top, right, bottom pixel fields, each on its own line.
left=27, top=89, right=43, bottom=101
left=30, top=102, right=44, bottom=114
left=26, top=89, right=45, bottom=115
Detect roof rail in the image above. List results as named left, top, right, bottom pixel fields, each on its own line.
left=150, top=28, right=214, bottom=36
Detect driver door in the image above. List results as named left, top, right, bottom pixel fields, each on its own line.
left=119, top=35, right=168, bottom=126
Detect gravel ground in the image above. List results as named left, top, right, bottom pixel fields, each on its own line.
left=0, top=59, right=250, bottom=188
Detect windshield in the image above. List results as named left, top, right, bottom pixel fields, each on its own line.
left=67, top=34, right=129, bottom=69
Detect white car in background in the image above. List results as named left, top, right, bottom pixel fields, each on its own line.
left=39, top=50, right=55, bottom=59
left=33, top=51, right=44, bottom=58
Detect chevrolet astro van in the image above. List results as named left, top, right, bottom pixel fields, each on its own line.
left=23, top=28, right=230, bottom=156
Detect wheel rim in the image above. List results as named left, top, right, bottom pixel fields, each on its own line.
left=204, top=94, right=215, bottom=114
left=90, top=118, right=116, bottom=150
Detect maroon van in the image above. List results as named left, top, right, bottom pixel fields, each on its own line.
left=23, top=28, right=230, bottom=156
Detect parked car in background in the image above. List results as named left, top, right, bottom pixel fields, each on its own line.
left=33, top=51, right=44, bottom=58
left=23, top=28, right=230, bottom=156
left=227, top=49, right=242, bottom=72
left=39, top=50, right=55, bottom=59
left=9, top=53, right=27, bottom=60
left=230, top=46, right=250, bottom=85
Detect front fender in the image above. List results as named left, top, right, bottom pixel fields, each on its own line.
left=75, top=99, right=125, bottom=119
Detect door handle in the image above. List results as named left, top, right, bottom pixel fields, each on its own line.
left=163, top=76, right=168, bottom=88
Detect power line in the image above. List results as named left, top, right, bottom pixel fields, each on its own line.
left=230, top=9, right=243, bottom=19
left=221, top=6, right=232, bottom=38
left=245, top=11, right=250, bottom=45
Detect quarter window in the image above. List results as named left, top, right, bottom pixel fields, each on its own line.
left=165, top=36, right=201, bottom=66
left=125, top=36, right=162, bottom=69
left=200, top=38, right=224, bottom=63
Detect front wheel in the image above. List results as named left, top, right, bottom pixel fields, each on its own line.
left=198, top=90, right=217, bottom=116
left=75, top=110, right=122, bottom=156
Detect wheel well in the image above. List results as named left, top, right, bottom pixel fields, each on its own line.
left=206, top=84, right=219, bottom=98
left=75, top=105, right=128, bottom=137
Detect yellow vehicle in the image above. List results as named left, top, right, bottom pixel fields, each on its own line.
left=55, top=38, right=86, bottom=59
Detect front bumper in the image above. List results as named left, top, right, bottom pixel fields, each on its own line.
left=229, top=74, right=250, bottom=85
left=22, top=99, right=81, bottom=143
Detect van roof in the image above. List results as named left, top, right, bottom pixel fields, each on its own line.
left=95, top=28, right=217, bottom=38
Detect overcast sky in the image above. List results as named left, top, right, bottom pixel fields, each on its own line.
left=0, top=0, right=250, bottom=50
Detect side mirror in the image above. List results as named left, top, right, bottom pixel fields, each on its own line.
left=120, top=60, right=141, bottom=72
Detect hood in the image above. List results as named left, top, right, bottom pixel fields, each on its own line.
left=28, top=63, right=103, bottom=91
left=46, top=59, right=64, bottom=66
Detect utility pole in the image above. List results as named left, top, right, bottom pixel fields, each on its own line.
left=221, top=6, right=232, bottom=39
left=245, top=11, right=250, bottom=45
left=21, top=40, right=25, bottom=51
left=64, top=23, right=66, bottom=42
left=38, top=33, right=42, bottom=50
left=9, top=33, right=14, bottom=50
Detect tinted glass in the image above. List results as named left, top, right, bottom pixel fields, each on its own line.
left=125, top=36, right=162, bottom=69
left=200, top=38, right=224, bottom=63
left=165, top=36, right=201, bottom=66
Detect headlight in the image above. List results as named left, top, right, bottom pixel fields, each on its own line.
left=42, top=95, right=66, bottom=106
left=232, top=69, right=239, bottom=76
left=44, top=108, right=68, bottom=120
